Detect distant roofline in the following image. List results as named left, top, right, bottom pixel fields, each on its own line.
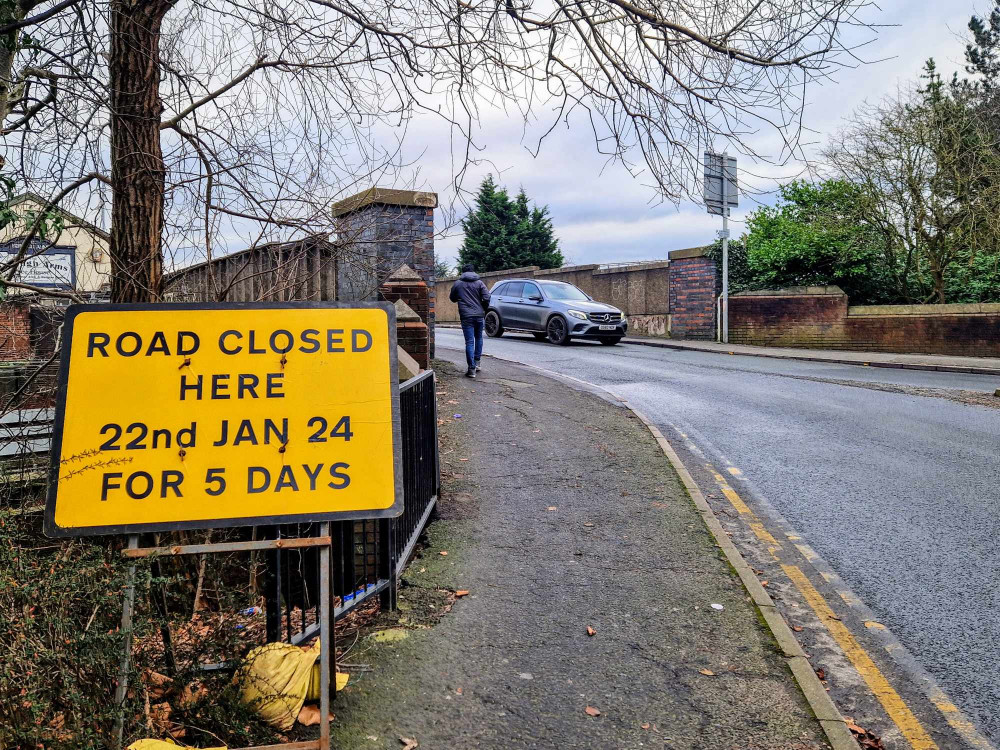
left=9, top=193, right=110, bottom=241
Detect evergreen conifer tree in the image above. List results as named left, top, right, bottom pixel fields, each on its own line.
left=459, top=177, right=563, bottom=272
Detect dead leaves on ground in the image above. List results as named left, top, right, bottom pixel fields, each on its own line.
left=846, top=718, right=886, bottom=750
left=455, top=590, right=470, bottom=598
left=399, top=737, right=419, bottom=750
left=584, top=706, right=601, bottom=717
left=297, top=705, right=335, bottom=726
left=586, top=626, right=596, bottom=637
left=699, top=668, right=715, bottom=676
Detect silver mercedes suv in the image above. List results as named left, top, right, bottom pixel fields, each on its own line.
left=484, top=279, right=628, bottom=345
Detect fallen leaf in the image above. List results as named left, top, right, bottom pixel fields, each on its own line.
left=459, top=458, right=469, bottom=462
left=455, top=590, right=470, bottom=597
left=760, top=580, right=769, bottom=587
left=177, top=681, right=208, bottom=709
left=584, top=706, right=601, bottom=717
left=583, top=522, right=594, bottom=527
left=815, top=667, right=826, bottom=680
left=547, top=506, right=557, bottom=511
left=297, top=705, right=335, bottom=726
left=640, top=723, right=650, bottom=730
left=439, top=551, right=448, bottom=556
left=447, top=399, right=459, bottom=404
left=399, top=737, right=419, bottom=750
left=455, top=687, right=463, bottom=695
left=149, top=701, right=172, bottom=733
left=586, top=626, right=596, bottom=637
left=792, top=626, right=804, bottom=632
left=145, top=670, right=173, bottom=700
left=699, top=669, right=715, bottom=676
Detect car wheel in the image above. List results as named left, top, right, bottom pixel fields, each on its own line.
left=485, top=311, right=504, bottom=338
left=546, top=315, right=570, bottom=346
left=532, top=333, right=547, bottom=341
left=599, top=337, right=622, bottom=346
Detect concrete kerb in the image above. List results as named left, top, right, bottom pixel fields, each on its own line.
left=623, top=336, right=1000, bottom=377
left=471, top=351, right=858, bottom=750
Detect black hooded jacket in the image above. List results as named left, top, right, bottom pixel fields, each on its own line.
left=449, top=271, right=491, bottom=320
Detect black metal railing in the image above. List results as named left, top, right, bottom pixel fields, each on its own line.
left=0, top=361, right=439, bottom=645
left=264, top=370, right=439, bottom=643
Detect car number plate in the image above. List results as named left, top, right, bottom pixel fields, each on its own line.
left=598, top=324, right=617, bottom=331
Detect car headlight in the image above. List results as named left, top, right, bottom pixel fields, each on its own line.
left=567, top=309, right=588, bottom=320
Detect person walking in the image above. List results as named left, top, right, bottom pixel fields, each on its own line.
left=449, top=264, right=491, bottom=378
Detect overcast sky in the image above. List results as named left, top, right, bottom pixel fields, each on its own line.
left=425, top=0, right=981, bottom=270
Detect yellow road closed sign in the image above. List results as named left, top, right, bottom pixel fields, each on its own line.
left=44, top=303, right=402, bottom=537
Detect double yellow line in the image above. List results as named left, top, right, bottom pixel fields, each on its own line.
left=708, top=466, right=954, bottom=750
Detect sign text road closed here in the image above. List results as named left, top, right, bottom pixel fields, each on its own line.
left=45, top=303, right=402, bottom=536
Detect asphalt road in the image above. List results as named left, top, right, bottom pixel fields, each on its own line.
left=436, top=327, right=1000, bottom=745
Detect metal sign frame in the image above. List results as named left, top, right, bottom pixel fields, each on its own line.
left=44, top=301, right=403, bottom=538
left=0, top=240, right=77, bottom=289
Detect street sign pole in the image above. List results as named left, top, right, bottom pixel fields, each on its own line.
left=722, top=165, right=729, bottom=344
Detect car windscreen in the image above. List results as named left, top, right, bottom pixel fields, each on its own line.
left=540, top=282, right=589, bottom=301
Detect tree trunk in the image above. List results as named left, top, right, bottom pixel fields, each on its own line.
left=109, top=0, right=173, bottom=303
left=929, top=258, right=947, bottom=304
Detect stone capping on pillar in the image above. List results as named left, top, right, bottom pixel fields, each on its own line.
left=392, top=298, right=423, bottom=322
left=385, top=263, right=424, bottom=283
left=667, top=246, right=710, bottom=261
left=331, top=188, right=438, bottom=217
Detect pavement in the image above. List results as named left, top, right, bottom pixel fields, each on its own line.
left=329, top=355, right=832, bottom=749
left=434, top=327, right=1000, bottom=749
left=620, top=335, right=1000, bottom=376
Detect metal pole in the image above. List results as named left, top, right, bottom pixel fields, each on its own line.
left=721, top=158, right=730, bottom=345
left=112, top=534, right=140, bottom=750
left=318, top=522, right=331, bottom=750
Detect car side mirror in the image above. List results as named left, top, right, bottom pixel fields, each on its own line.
left=528, top=295, right=543, bottom=302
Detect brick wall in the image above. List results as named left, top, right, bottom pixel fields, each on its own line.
left=0, top=301, right=33, bottom=361
left=395, top=321, right=429, bottom=369
left=730, top=287, right=1000, bottom=358
left=667, top=254, right=717, bottom=340
left=380, top=267, right=430, bottom=369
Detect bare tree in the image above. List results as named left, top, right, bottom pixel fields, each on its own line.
left=825, top=68, right=1000, bottom=303
left=2, top=0, right=878, bottom=303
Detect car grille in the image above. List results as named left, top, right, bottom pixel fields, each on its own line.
left=587, top=312, right=622, bottom=323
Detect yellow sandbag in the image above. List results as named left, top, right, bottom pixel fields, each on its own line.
left=238, top=640, right=321, bottom=731
left=305, top=664, right=350, bottom=700
left=128, top=741, right=225, bottom=750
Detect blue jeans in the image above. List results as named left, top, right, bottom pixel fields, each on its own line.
left=460, top=317, right=485, bottom=371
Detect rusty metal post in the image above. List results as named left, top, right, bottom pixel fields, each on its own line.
left=112, top=534, right=140, bottom=750
left=318, top=522, right=331, bottom=750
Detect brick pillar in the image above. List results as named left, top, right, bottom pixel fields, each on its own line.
left=667, top=247, right=717, bottom=340
left=380, top=266, right=430, bottom=369
left=0, top=300, right=33, bottom=361
left=332, top=188, right=438, bottom=356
